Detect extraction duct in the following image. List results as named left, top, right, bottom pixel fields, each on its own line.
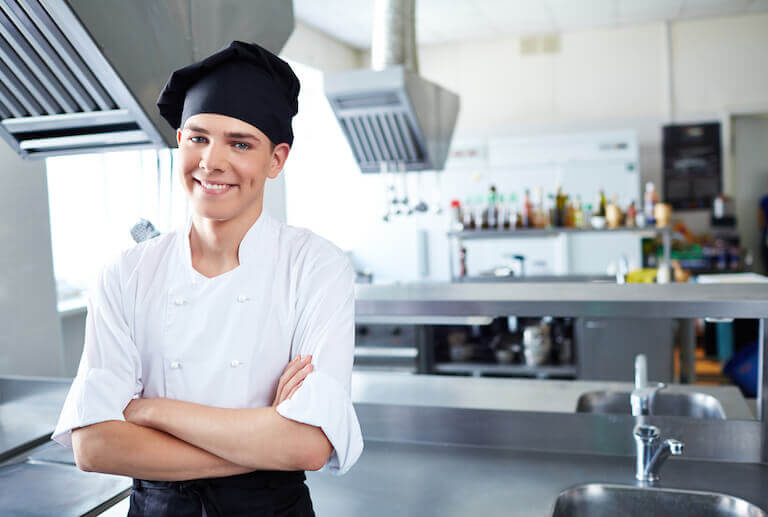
left=324, top=0, right=459, bottom=173
left=0, top=0, right=294, bottom=159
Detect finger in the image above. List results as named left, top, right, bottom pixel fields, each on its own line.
left=287, top=380, right=304, bottom=400
left=274, top=355, right=312, bottom=406
left=280, top=355, right=311, bottom=384
left=279, top=364, right=313, bottom=405
left=276, top=355, right=307, bottom=395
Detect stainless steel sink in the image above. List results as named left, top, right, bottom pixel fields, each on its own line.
left=552, top=483, right=768, bottom=517
left=576, top=391, right=727, bottom=419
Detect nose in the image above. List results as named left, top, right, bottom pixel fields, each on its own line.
left=199, top=140, right=227, bottom=173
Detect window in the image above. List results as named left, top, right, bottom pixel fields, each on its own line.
left=46, top=148, right=185, bottom=295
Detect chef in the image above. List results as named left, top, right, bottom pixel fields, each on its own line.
left=52, top=41, right=363, bottom=516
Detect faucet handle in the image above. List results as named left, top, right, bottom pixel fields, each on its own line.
left=635, top=354, right=648, bottom=389
left=665, top=439, right=684, bottom=455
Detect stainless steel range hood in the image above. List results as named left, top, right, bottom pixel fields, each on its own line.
left=0, top=0, right=294, bottom=159
left=324, top=0, right=459, bottom=173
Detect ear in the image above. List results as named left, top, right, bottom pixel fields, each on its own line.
left=267, top=143, right=291, bottom=179
left=176, top=128, right=183, bottom=147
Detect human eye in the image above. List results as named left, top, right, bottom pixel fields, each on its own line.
left=189, top=135, right=208, bottom=144
left=233, top=142, right=250, bottom=151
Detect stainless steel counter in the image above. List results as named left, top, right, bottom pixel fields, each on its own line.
left=306, top=440, right=768, bottom=517
left=355, top=282, right=768, bottom=319
left=0, top=376, right=71, bottom=461
left=1, top=374, right=765, bottom=515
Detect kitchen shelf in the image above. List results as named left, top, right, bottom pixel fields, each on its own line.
left=447, top=226, right=670, bottom=240
left=433, top=362, right=577, bottom=379
left=446, top=226, right=672, bottom=281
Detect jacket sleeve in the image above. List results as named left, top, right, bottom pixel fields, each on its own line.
left=276, top=249, right=362, bottom=475
left=52, top=258, right=143, bottom=447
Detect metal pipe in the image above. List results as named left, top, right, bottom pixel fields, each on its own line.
left=371, top=0, right=419, bottom=73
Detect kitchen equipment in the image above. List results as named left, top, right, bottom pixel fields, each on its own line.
left=324, top=0, right=459, bottom=173
left=130, top=219, right=160, bottom=243
left=0, top=0, right=294, bottom=158
left=522, top=322, right=551, bottom=366
left=606, top=203, right=623, bottom=229
left=494, top=348, right=513, bottom=364
left=591, top=215, right=607, bottom=230
left=654, top=203, right=672, bottom=228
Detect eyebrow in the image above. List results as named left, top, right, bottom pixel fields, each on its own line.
left=185, top=124, right=261, bottom=142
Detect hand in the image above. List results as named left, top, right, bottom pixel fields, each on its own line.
left=272, top=354, right=313, bottom=407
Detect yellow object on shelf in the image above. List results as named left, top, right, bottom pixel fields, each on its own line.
left=626, top=268, right=658, bottom=283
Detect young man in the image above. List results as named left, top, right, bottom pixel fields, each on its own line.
left=53, top=41, right=363, bottom=516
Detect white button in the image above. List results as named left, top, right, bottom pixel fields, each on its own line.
left=230, top=360, right=241, bottom=367
left=237, top=295, right=249, bottom=303
left=170, top=360, right=181, bottom=369
left=174, top=296, right=186, bottom=306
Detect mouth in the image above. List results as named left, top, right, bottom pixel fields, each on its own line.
left=193, top=178, right=238, bottom=196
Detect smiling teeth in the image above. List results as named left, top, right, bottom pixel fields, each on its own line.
left=201, top=180, right=230, bottom=190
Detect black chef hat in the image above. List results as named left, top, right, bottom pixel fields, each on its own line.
left=156, top=41, right=300, bottom=146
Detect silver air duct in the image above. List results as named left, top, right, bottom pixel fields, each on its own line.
left=325, top=0, right=459, bottom=173
left=0, top=0, right=294, bottom=159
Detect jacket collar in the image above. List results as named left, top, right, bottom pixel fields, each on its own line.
left=178, top=211, right=272, bottom=281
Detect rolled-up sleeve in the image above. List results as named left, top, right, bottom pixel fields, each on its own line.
left=52, top=259, right=143, bottom=447
left=276, top=251, right=363, bottom=475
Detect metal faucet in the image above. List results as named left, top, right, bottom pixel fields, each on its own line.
left=633, top=424, right=684, bottom=482
left=630, top=354, right=666, bottom=416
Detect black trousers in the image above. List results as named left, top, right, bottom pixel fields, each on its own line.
left=127, top=470, right=315, bottom=517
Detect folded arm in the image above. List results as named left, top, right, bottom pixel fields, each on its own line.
left=126, top=400, right=332, bottom=471
left=72, top=421, right=253, bottom=481
left=124, top=354, right=332, bottom=471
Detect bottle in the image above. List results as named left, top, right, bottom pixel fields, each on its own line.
left=507, top=193, right=518, bottom=230
left=565, top=196, right=574, bottom=228
left=459, top=246, right=468, bottom=278
left=597, top=188, right=607, bottom=218
left=554, top=185, right=566, bottom=227
left=487, top=185, right=498, bottom=229
left=626, top=201, right=637, bottom=228
left=533, top=187, right=545, bottom=228
left=583, top=204, right=593, bottom=228
left=644, top=182, right=658, bottom=225
left=498, top=194, right=507, bottom=230
left=522, top=189, right=533, bottom=228
left=464, top=196, right=476, bottom=230
left=449, top=199, right=463, bottom=231
left=573, top=195, right=584, bottom=228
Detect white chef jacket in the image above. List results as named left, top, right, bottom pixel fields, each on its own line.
left=52, top=212, right=363, bottom=475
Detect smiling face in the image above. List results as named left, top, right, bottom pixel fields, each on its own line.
left=176, top=113, right=290, bottom=223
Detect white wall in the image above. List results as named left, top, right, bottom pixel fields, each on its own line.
left=281, top=13, right=768, bottom=281
left=263, top=21, right=364, bottom=223
left=417, top=13, right=768, bottom=236
left=0, top=144, right=64, bottom=376
left=672, top=14, right=768, bottom=119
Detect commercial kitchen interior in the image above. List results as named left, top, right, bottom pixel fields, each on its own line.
left=2, top=0, right=768, bottom=515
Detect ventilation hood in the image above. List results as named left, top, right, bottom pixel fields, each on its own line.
left=0, top=0, right=294, bottom=159
left=324, top=0, right=459, bottom=173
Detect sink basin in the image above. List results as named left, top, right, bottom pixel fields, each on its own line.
left=576, top=391, right=727, bottom=419
left=552, top=483, right=768, bottom=517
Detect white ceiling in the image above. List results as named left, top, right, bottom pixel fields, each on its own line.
left=293, top=0, right=768, bottom=50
